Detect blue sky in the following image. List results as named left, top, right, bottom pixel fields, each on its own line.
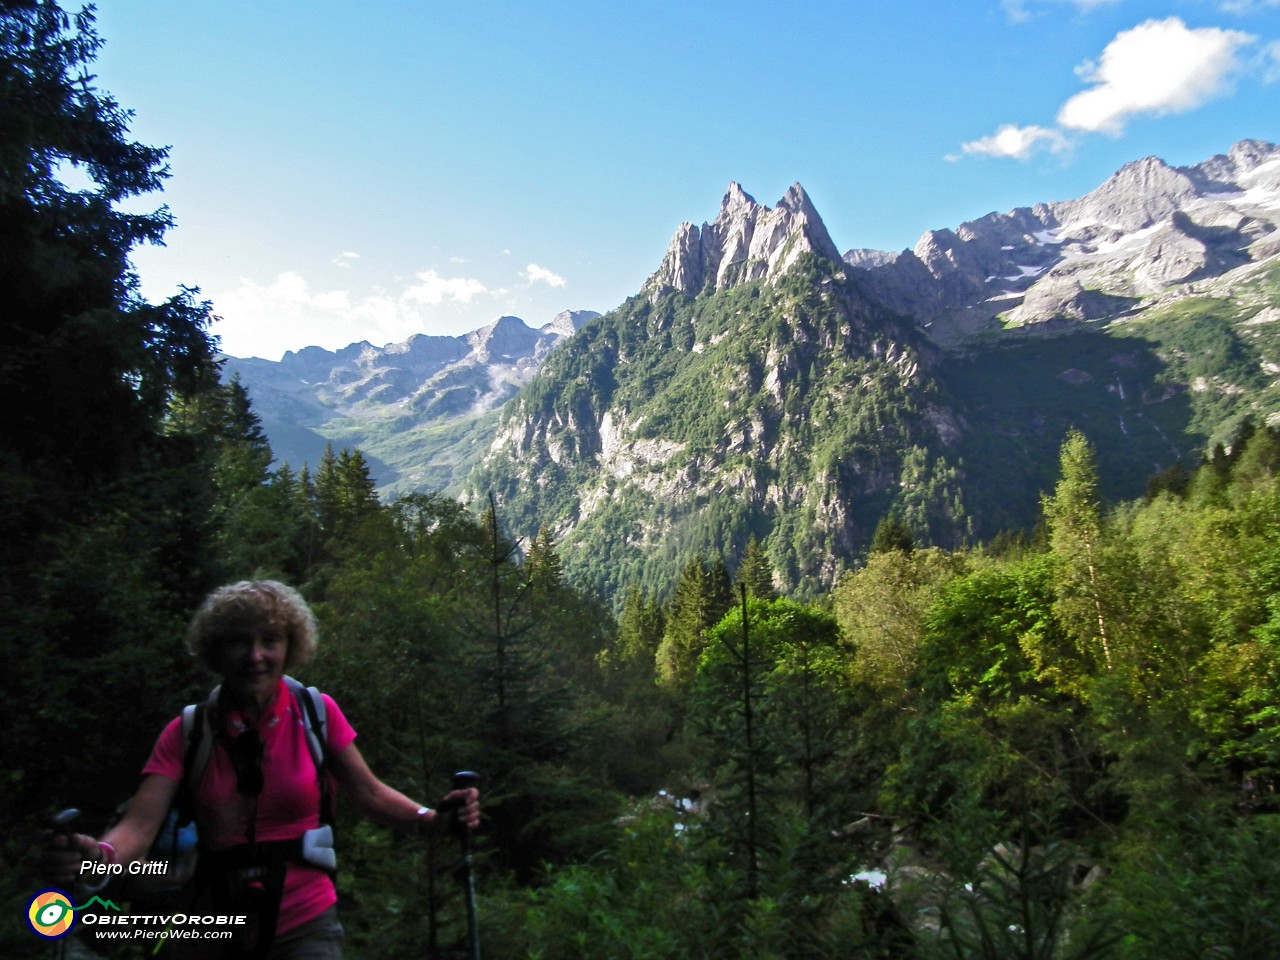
left=90, top=0, right=1280, bottom=360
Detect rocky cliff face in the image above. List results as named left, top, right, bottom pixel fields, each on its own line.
left=846, top=140, right=1280, bottom=343
left=474, top=248, right=966, bottom=598
left=648, top=182, right=841, bottom=296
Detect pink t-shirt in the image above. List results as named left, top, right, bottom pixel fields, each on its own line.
left=142, top=679, right=357, bottom=934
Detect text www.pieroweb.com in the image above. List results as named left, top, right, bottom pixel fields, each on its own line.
left=82, top=913, right=246, bottom=943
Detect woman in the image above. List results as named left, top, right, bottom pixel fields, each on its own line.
left=46, top=580, right=480, bottom=958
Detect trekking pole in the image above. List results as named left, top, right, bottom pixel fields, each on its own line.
left=49, top=809, right=80, bottom=960
left=451, top=771, right=481, bottom=960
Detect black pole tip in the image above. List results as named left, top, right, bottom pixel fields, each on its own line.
left=453, top=770, right=480, bottom=789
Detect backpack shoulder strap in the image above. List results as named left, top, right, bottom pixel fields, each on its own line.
left=284, top=675, right=333, bottom=824
left=181, top=685, right=220, bottom=791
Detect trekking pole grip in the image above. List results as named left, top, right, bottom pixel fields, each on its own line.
left=433, top=771, right=478, bottom=839
left=451, top=771, right=479, bottom=839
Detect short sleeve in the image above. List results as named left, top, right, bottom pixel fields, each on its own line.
left=321, top=694, right=357, bottom=754
left=141, top=716, right=185, bottom=782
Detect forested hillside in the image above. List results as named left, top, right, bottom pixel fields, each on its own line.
left=470, top=256, right=970, bottom=603
left=474, top=249, right=1280, bottom=605
left=6, top=5, right=1280, bottom=959
left=223, top=148, right=1280, bottom=608
left=468, top=152, right=1280, bottom=607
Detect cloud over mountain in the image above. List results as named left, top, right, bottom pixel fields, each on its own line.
left=523, top=263, right=567, bottom=287
left=1057, top=18, right=1255, bottom=134
left=959, top=17, right=1265, bottom=160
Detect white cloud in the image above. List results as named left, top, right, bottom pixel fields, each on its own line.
left=213, top=267, right=499, bottom=359
left=957, top=124, right=1072, bottom=160
left=333, top=251, right=361, bottom=268
left=211, top=258, right=579, bottom=359
left=403, top=268, right=491, bottom=305
left=957, top=16, right=1263, bottom=161
left=1264, top=40, right=1280, bottom=83
left=1057, top=18, right=1256, bottom=134
left=522, top=263, right=567, bottom=288
left=1219, top=0, right=1280, bottom=13
left=1003, top=0, right=1120, bottom=23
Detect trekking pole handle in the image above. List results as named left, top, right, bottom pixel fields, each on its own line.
left=449, top=771, right=479, bottom=838
left=438, top=771, right=479, bottom=813
left=432, top=772, right=478, bottom=837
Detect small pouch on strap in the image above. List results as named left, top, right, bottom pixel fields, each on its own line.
left=300, top=824, right=337, bottom=872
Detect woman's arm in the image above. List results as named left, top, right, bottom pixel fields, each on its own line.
left=328, top=742, right=478, bottom=834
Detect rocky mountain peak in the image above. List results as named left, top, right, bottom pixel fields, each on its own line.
left=1210, top=139, right=1280, bottom=180
left=648, top=182, right=841, bottom=296
left=467, top=315, right=538, bottom=363
left=721, top=181, right=757, bottom=215
left=840, top=138, right=1280, bottom=343
left=1228, top=139, right=1273, bottom=168
left=540, top=309, right=600, bottom=338
left=778, top=181, right=818, bottom=216
left=1059, top=155, right=1199, bottom=232
left=223, top=307, right=595, bottom=491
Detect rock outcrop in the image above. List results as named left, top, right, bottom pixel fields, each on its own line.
left=845, top=139, right=1280, bottom=342
left=649, top=182, right=841, bottom=296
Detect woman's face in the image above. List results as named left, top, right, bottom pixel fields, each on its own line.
left=217, top=624, right=288, bottom=707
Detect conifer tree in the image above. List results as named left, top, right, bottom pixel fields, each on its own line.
left=656, top=554, right=734, bottom=688
left=870, top=514, right=916, bottom=555
left=0, top=3, right=222, bottom=927
left=311, top=443, right=388, bottom=563
left=735, top=535, right=778, bottom=600
left=525, top=524, right=565, bottom=588
left=166, top=376, right=283, bottom=580
left=1042, top=429, right=1115, bottom=676
left=607, top=585, right=666, bottom=687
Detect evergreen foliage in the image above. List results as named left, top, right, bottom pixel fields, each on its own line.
left=735, top=534, right=779, bottom=600
left=471, top=258, right=970, bottom=605
left=1, top=4, right=223, bottom=940
left=655, top=554, right=734, bottom=689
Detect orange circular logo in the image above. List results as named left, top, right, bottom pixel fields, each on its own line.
left=27, top=889, right=76, bottom=939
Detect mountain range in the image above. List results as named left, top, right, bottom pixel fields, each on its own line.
left=227, top=139, right=1280, bottom=600
left=223, top=310, right=598, bottom=494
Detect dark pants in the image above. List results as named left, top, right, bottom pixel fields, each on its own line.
left=266, top=908, right=344, bottom=960
left=165, top=907, right=344, bottom=960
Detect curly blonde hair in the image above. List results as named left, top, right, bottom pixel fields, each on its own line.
left=186, top=580, right=318, bottom=673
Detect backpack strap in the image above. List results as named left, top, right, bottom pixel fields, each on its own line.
left=179, top=679, right=334, bottom=825
left=180, top=685, right=219, bottom=814
left=284, top=675, right=334, bottom=825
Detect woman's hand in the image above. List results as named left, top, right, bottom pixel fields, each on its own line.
left=43, top=831, right=106, bottom=885
left=438, top=787, right=481, bottom=833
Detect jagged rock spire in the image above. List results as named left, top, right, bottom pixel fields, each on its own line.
left=649, top=182, right=840, bottom=295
